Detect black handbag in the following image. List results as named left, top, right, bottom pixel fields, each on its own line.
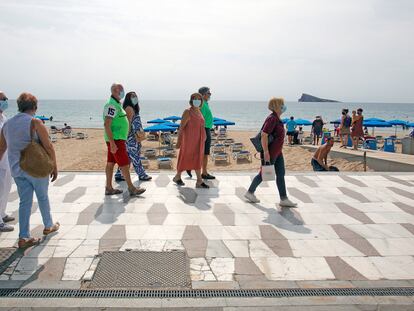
left=250, top=131, right=274, bottom=153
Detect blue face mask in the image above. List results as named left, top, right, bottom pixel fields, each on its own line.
left=131, top=97, right=138, bottom=105
left=281, top=105, right=287, bottom=114
left=119, top=90, right=125, bottom=99
left=192, top=99, right=202, bottom=108
left=0, top=99, right=8, bottom=112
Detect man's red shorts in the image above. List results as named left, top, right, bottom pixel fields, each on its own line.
left=106, top=140, right=130, bottom=167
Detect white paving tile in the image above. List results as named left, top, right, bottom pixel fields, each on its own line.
left=290, top=239, right=364, bottom=257
left=62, top=257, right=93, bottom=280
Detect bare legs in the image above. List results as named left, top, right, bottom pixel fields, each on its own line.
left=202, top=155, right=209, bottom=176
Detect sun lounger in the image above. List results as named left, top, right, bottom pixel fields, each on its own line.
left=76, top=132, right=88, bottom=139
left=212, top=144, right=226, bottom=153
left=163, top=148, right=176, bottom=157
left=139, top=156, right=150, bottom=169
left=62, top=128, right=72, bottom=139
left=212, top=152, right=230, bottom=164
left=157, top=157, right=172, bottom=169
left=224, top=138, right=235, bottom=145
left=144, top=149, right=157, bottom=158
left=233, top=150, right=252, bottom=162
left=230, top=142, right=243, bottom=153
left=147, top=133, right=158, bottom=141
left=49, top=134, right=57, bottom=143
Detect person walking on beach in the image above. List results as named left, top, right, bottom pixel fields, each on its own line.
left=0, top=93, right=59, bottom=248
left=286, top=116, right=297, bottom=145
left=114, top=92, right=151, bottom=182
left=351, top=108, right=364, bottom=150
left=311, top=137, right=335, bottom=171
left=340, top=109, right=351, bottom=148
left=199, top=86, right=216, bottom=180
left=244, top=97, right=297, bottom=208
left=0, top=91, right=14, bottom=232
left=311, top=116, right=324, bottom=145
left=174, top=93, right=209, bottom=188
left=103, top=83, right=146, bottom=196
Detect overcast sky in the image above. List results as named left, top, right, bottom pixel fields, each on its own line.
left=0, top=0, right=413, bottom=102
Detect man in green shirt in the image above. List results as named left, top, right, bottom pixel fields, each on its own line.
left=199, top=86, right=215, bottom=180
left=103, top=83, right=145, bottom=197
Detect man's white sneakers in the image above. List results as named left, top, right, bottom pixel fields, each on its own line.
left=280, top=198, right=298, bottom=208
left=244, top=191, right=260, bottom=203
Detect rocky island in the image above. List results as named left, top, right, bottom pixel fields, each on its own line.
left=298, top=93, right=339, bottom=102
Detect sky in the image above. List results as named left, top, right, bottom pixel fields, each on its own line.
left=0, top=0, right=413, bottom=102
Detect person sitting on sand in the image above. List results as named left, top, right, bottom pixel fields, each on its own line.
left=173, top=93, right=209, bottom=188
left=103, top=83, right=146, bottom=196
left=311, top=137, right=335, bottom=171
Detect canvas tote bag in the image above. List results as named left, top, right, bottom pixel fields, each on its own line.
left=261, top=163, right=275, bottom=181
left=20, top=119, right=54, bottom=178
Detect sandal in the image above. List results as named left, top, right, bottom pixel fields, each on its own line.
left=105, top=188, right=123, bottom=195
left=43, top=222, right=60, bottom=235
left=129, top=187, right=146, bottom=196
left=196, top=182, right=210, bottom=189
left=18, top=237, right=41, bottom=249
left=173, top=178, right=185, bottom=186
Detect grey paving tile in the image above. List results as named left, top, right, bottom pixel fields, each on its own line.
left=259, top=225, right=294, bottom=257
left=387, top=187, right=414, bottom=200
left=147, top=203, right=168, bottom=225
left=351, top=280, right=413, bottom=288
left=63, top=186, right=87, bottom=203
left=237, top=280, right=298, bottom=289
left=287, top=187, right=313, bottom=203
left=53, top=174, right=76, bottom=187
left=206, top=240, right=233, bottom=258
left=401, top=223, right=414, bottom=235
left=383, top=175, right=414, bottom=187
left=23, top=257, right=66, bottom=283
left=325, top=256, right=368, bottom=280
left=234, top=257, right=267, bottom=282
left=77, top=203, right=103, bottom=225
left=335, top=203, right=375, bottom=224
left=99, top=225, right=126, bottom=253
left=182, top=225, right=207, bottom=258
left=340, top=175, right=368, bottom=187
left=279, top=208, right=305, bottom=225
left=394, top=202, right=414, bottom=216
left=338, top=187, right=371, bottom=203
left=331, top=224, right=381, bottom=256
left=296, top=176, right=319, bottom=188
left=179, top=187, right=198, bottom=204
left=296, top=280, right=355, bottom=288
left=191, top=281, right=240, bottom=290
left=214, top=203, right=235, bottom=226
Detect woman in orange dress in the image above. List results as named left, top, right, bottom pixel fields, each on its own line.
left=173, top=93, right=209, bottom=188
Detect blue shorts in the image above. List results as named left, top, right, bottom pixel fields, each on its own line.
left=311, top=158, right=327, bottom=171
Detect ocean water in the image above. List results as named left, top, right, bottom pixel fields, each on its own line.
left=5, top=99, right=414, bottom=132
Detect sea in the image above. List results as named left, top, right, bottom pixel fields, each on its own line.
left=5, top=100, right=414, bottom=132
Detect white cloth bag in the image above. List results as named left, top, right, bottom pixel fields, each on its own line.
left=261, top=164, right=275, bottom=181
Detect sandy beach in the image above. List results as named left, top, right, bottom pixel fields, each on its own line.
left=51, top=128, right=379, bottom=172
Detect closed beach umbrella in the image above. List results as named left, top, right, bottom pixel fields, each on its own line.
left=295, top=119, right=312, bottom=126
left=147, top=118, right=168, bottom=124
left=163, top=116, right=181, bottom=122
left=213, top=120, right=236, bottom=127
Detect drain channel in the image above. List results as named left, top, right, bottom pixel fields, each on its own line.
left=0, top=287, right=413, bottom=298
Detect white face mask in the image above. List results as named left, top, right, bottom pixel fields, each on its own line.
left=193, top=99, right=202, bottom=107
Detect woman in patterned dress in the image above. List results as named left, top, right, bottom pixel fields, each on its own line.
left=115, top=92, right=151, bottom=182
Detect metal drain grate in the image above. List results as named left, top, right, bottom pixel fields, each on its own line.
left=89, top=251, right=190, bottom=289
left=0, top=287, right=413, bottom=298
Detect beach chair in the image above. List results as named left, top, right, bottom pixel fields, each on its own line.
left=219, top=127, right=227, bottom=137
left=50, top=128, right=58, bottom=135
left=157, top=157, right=172, bottom=169
left=163, top=147, right=176, bottom=157
left=76, top=132, right=88, bottom=139
left=139, top=156, right=150, bottom=169
left=49, top=134, right=57, bottom=143
left=230, top=142, right=243, bottom=153
left=212, top=152, right=230, bottom=165
left=212, top=144, right=226, bottom=153
left=233, top=150, right=252, bottom=163
left=144, top=149, right=157, bottom=158
left=62, top=128, right=72, bottom=139
left=147, top=133, right=158, bottom=141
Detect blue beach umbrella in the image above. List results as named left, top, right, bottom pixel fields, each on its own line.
left=213, top=117, right=226, bottom=122
left=213, top=120, right=236, bottom=126
left=295, top=119, right=312, bottom=126
left=163, top=116, right=181, bottom=122
left=330, top=119, right=341, bottom=124
left=388, top=119, right=408, bottom=136
left=363, top=120, right=392, bottom=135
left=282, top=118, right=289, bottom=124
left=364, top=118, right=386, bottom=123
left=143, top=124, right=175, bottom=132
left=161, top=121, right=180, bottom=128
left=147, top=118, right=168, bottom=124
left=35, top=116, right=49, bottom=121
left=407, top=122, right=414, bottom=127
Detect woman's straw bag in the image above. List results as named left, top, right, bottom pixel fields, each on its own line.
left=20, top=120, right=54, bottom=178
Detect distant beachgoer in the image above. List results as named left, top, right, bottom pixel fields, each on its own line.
left=351, top=108, right=364, bottom=150
left=312, top=116, right=324, bottom=145
left=114, top=92, right=151, bottom=182
left=173, top=93, right=209, bottom=189
left=199, top=86, right=215, bottom=180
left=0, top=91, right=14, bottom=232
left=103, top=83, right=145, bottom=196
left=340, top=109, right=351, bottom=148
left=50, top=116, right=53, bottom=121
left=244, top=97, right=297, bottom=208
left=0, top=93, right=59, bottom=248
left=364, top=126, right=369, bottom=136
left=286, top=116, right=297, bottom=145
left=298, top=126, right=304, bottom=144
left=311, top=137, right=335, bottom=171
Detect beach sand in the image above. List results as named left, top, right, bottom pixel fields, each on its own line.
left=53, top=129, right=375, bottom=172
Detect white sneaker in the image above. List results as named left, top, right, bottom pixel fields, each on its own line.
left=0, top=223, right=14, bottom=232
left=279, top=198, right=298, bottom=208
left=244, top=191, right=260, bottom=203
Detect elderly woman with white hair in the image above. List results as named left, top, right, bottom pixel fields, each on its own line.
left=244, top=97, right=297, bottom=208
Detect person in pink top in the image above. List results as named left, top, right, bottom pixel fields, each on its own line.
left=173, top=93, right=209, bottom=188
